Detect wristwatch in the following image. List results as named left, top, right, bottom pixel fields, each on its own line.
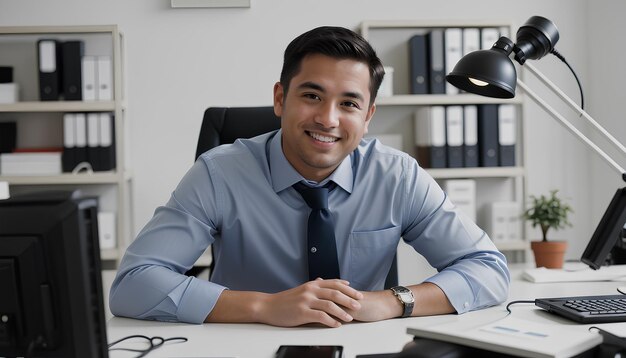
left=390, top=286, right=415, bottom=318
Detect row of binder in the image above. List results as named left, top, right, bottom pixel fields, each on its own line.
left=37, top=39, right=112, bottom=101
left=409, top=27, right=508, bottom=95
left=414, top=104, right=516, bottom=168
left=63, top=112, right=116, bottom=172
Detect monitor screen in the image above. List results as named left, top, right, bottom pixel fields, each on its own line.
left=581, top=187, right=626, bottom=270
left=0, top=191, right=108, bottom=357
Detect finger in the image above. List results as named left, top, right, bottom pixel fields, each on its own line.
left=317, top=287, right=362, bottom=310
left=310, top=299, right=353, bottom=323
left=312, top=277, right=351, bottom=287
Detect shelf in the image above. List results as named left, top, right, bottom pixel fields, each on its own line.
left=0, top=25, right=119, bottom=35
left=0, top=101, right=116, bottom=113
left=376, top=94, right=523, bottom=106
left=0, top=171, right=127, bottom=185
left=361, top=19, right=513, bottom=30
left=494, top=240, right=529, bottom=251
left=0, top=24, right=130, bottom=269
left=426, top=167, right=525, bottom=179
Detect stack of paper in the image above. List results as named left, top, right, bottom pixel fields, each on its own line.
left=408, top=316, right=602, bottom=358
left=0, top=152, right=62, bottom=175
left=522, top=265, right=626, bottom=283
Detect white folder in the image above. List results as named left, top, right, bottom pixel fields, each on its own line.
left=97, top=56, right=113, bottom=101
left=82, top=56, right=97, bottom=101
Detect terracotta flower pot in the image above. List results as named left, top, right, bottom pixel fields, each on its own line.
left=531, top=241, right=567, bottom=269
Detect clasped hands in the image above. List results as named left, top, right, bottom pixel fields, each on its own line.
left=254, top=278, right=398, bottom=328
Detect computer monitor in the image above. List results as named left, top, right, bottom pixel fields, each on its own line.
left=0, top=191, right=108, bottom=357
left=581, top=187, right=626, bottom=270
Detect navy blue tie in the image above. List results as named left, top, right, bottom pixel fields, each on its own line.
left=293, top=182, right=340, bottom=280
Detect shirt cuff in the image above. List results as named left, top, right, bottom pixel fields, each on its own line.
left=425, top=269, right=474, bottom=314
left=176, top=277, right=227, bottom=324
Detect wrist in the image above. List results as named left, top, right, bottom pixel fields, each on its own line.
left=250, top=292, right=270, bottom=323
left=390, top=286, right=415, bottom=318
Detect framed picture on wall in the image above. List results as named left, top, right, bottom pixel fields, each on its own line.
left=171, top=0, right=250, bottom=8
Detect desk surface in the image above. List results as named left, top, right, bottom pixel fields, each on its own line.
left=106, top=267, right=626, bottom=358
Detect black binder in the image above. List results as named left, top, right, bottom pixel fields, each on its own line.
left=62, top=41, right=84, bottom=100
left=37, top=39, right=62, bottom=101
left=426, top=29, right=445, bottom=94
left=98, top=113, right=116, bottom=171
left=498, top=104, right=516, bottom=167
left=477, top=104, right=499, bottom=167
left=62, top=113, right=77, bottom=172
left=0, top=122, right=17, bottom=154
left=86, top=113, right=101, bottom=170
left=409, top=34, right=429, bottom=94
left=445, top=106, right=464, bottom=168
left=415, top=106, right=447, bottom=168
left=74, top=113, right=88, bottom=167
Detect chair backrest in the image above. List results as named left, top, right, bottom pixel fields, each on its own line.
left=195, top=106, right=280, bottom=160
left=194, top=106, right=398, bottom=289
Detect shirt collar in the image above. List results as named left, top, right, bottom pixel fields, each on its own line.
left=269, top=129, right=354, bottom=194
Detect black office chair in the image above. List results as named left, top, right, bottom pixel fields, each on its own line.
left=194, top=106, right=398, bottom=289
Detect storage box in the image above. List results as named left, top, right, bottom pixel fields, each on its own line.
left=0, top=83, right=19, bottom=104
left=0, top=152, right=62, bottom=175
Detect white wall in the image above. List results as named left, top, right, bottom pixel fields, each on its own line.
left=587, top=2, right=626, bottom=245
left=3, top=0, right=622, bottom=270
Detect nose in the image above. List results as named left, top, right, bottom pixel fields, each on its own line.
left=314, top=102, right=340, bottom=128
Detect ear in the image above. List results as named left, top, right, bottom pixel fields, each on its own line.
left=363, top=103, right=376, bottom=134
left=273, top=82, right=284, bottom=117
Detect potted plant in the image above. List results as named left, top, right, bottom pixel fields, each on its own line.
left=523, top=190, right=573, bottom=268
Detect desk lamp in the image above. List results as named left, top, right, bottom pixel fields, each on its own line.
left=446, top=16, right=626, bottom=269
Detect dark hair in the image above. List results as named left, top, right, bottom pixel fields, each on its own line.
left=280, top=26, right=385, bottom=106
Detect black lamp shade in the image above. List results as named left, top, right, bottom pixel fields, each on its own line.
left=446, top=49, right=517, bottom=98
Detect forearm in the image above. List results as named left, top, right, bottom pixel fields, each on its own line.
left=348, top=282, right=454, bottom=322
left=110, top=265, right=224, bottom=323
left=205, top=290, right=266, bottom=323
left=408, top=282, right=455, bottom=316
left=205, top=279, right=363, bottom=327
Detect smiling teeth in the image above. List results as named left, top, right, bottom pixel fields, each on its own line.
left=309, top=132, right=338, bottom=143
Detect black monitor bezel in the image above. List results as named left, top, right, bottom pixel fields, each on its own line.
left=581, top=187, right=626, bottom=270
left=0, top=191, right=108, bottom=357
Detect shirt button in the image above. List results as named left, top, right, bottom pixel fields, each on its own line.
left=310, top=247, right=317, bottom=253
left=464, top=302, right=469, bottom=308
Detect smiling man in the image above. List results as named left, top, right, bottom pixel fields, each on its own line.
left=110, top=26, right=510, bottom=327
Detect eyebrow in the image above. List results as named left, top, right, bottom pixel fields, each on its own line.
left=297, top=81, right=365, bottom=102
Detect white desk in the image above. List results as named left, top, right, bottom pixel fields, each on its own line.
left=106, top=267, right=626, bottom=358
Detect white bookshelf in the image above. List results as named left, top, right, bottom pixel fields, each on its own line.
left=361, top=20, right=529, bottom=258
left=0, top=25, right=131, bottom=265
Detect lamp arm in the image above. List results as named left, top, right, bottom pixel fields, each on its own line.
left=524, top=62, right=626, bottom=162
left=516, top=78, right=626, bottom=181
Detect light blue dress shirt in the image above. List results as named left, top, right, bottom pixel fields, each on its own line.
left=110, top=130, right=510, bottom=324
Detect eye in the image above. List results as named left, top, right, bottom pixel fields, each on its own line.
left=342, top=100, right=360, bottom=109
left=303, top=93, right=321, bottom=101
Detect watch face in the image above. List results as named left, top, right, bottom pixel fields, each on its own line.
left=398, top=292, right=414, bottom=303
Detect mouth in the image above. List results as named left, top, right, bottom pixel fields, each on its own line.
left=307, top=131, right=339, bottom=143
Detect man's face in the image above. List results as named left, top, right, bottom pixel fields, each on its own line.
left=274, top=54, right=376, bottom=182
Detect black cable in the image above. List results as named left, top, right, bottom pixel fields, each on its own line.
left=505, top=300, right=536, bottom=314
left=25, top=335, right=45, bottom=358
left=108, top=334, right=188, bottom=358
left=550, top=48, right=585, bottom=110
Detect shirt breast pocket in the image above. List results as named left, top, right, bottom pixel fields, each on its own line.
left=348, top=226, right=401, bottom=290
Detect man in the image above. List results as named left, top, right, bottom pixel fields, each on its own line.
left=110, top=26, right=510, bottom=327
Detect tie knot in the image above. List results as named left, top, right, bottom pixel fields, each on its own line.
left=293, top=182, right=332, bottom=210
